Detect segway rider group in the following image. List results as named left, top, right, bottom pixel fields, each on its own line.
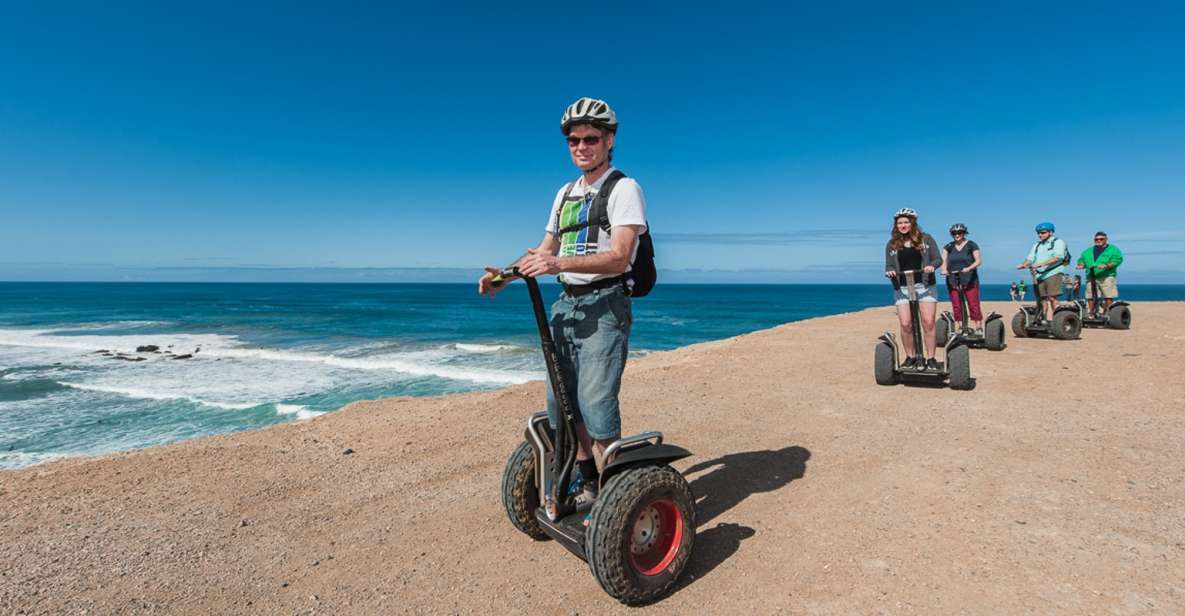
left=880, top=213, right=1130, bottom=377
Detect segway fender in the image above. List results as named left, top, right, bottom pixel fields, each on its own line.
left=601, top=443, right=692, bottom=485
left=944, top=333, right=969, bottom=353
left=878, top=332, right=900, bottom=367
left=985, top=312, right=1002, bottom=323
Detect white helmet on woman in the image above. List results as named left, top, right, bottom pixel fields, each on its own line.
left=895, top=207, right=918, bottom=219
left=561, top=97, right=618, bottom=134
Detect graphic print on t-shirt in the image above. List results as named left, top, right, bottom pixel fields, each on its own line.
left=557, top=193, right=602, bottom=257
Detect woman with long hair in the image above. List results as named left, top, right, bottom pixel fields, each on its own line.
left=883, top=208, right=943, bottom=370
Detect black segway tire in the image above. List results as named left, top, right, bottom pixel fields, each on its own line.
left=501, top=441, right=549, bottom=541
left=1051, top=311, right=1081, bottom=340
left=947, top=344, right=972, bottom=390
left=585, top=464, right=695, bottom=605
left=934, top=317, right=949, bottom=345
left=874, top=341, right=897, bottom=385
left=1106, top=305, right=1132, bottom=330
left=1011, top=311, right=1028, bottom=338
left=985, top=319, right=1006, bottom=351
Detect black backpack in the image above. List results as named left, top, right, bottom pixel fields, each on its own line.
left=555, top=170, right=656, bottom=297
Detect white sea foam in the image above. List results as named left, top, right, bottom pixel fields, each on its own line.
left=52, top=320, right=171, bottom=332
left=0, top=327, right=232, bottom=355
left=0, top=451, right=71, bottom=470
left=275, top=403, right=323, bottom=420
left=0, top=328, right=535, bottom=385
left=202, top=347, right=534, bottom=384
left=61, top=382, right=261, bottom=410
left=453, top=343, right=520, bottom=353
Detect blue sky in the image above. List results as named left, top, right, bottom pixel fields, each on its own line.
left=2, top=2, right=1183, bottom=283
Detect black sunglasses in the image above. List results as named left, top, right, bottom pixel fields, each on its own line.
left=1094, top=237, right=1107, bottom=242
left=566, top=135, right=602, bottom=147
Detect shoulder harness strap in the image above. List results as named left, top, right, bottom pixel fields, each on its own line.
left=556, top=170, right=627, bottom=236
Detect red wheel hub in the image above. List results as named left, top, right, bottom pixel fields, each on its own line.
left=628, top=498, right=683, bottom=576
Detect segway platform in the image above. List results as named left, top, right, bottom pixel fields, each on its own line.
left=936, top=271, right=1005, bottom=350
left=874, top=269, right=973, bottom=390
left=1011, top=304, right=1081, bottom=340
left=1077, top=299, right=1132, bottom=329
left=1077, top=270, right=1132, bottom=329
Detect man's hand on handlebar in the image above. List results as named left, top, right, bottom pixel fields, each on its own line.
left=923, top=265, right=935, bottom=274
left=518, top=248, right=561, bottom=278
left=885, top=270, right=897, bottom=279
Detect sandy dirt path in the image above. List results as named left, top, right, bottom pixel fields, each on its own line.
left=3, top=301, right=1184, bottom=615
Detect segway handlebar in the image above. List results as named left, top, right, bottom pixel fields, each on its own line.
left=490, top=266, right=524, bottom=289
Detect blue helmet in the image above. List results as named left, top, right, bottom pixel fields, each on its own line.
left=1035, top=222, right=1055, bottom=233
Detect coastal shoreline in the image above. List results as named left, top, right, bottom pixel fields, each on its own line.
left=3, top=301, right=1184, bottom=614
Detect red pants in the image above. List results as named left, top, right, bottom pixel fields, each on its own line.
left=948, top=281, right=983, bottom=322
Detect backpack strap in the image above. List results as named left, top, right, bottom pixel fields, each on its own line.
left=556, top=170, right=627, bottom=235
left=595, top=170, right=627, bottom=233
left=553, top=181, right=576, bottom=236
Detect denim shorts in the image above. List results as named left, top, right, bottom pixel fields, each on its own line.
left=893, top=282, right=938, bottom=305
left=545, top=285, right=631, bottom=441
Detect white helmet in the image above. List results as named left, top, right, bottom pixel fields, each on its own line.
left=895, top=207, right=918, bottom=219
left=561, top=97, right=618, bottom=134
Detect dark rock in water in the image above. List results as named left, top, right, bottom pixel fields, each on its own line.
left=113, top=355, right=146, bottom=362
left=95, top=349, right=110, bottom=354
left=171, top=354, right=193, bottom=360
left=136, top=345, right=160, bottom=353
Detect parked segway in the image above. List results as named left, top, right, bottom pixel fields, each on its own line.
left=1011, top=268, right=1081, bottom=340
left=1077, top=266, right=1132, bottom=329
left=935, top=270, right=1005, bottom=351
left=495, top=267, right=695, bottom=605
left=875, top=269, right=972, bottom=389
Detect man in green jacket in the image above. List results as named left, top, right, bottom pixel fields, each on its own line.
left=1076, top=231, right=1124, bottom=313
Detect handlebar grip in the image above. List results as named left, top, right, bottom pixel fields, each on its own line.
left=490, top=266, right=522, bottom=288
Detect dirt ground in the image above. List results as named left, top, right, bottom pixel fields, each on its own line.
left=3, top=301, right=1183, bottom=615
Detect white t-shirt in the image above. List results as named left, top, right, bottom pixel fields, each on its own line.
left=544, top=167, right=647, bottom=286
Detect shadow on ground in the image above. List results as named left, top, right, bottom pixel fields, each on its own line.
left=669, top=445, right=811, bottom=595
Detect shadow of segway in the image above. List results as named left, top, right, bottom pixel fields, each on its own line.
left=665, top=445, right=811, bottom=595
left=686, top=445, right=811, bottom=527
left=899, top=375, right=979, bottom=390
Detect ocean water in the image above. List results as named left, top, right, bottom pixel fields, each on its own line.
left=2, top=282, right=1182, bottom=469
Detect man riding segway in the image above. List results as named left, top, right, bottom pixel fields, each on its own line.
left=480, top=98, right=694, bottom=604
left=1075, top=231, right=1131, bottom=329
